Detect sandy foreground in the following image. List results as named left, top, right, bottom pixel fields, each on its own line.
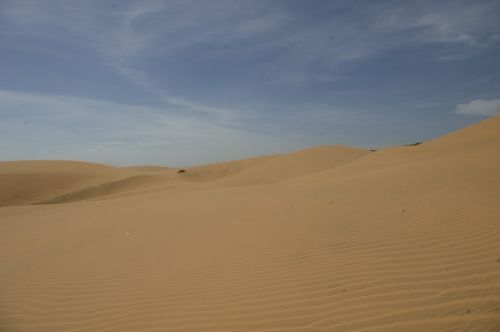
left=1, top=115, right=499, bottom=332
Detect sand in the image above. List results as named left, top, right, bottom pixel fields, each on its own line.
left=1, top=115, right=499, bottom=331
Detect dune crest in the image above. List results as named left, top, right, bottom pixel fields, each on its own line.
left=0, top=160, right=130, bottom=207
left=178, top=154, right=280, bottom=183
left=36, top=174, right=175, bottom=205
left=213, top=145, right=370, bottom=186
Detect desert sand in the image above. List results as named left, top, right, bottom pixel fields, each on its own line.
left=1, top=115, right=499, bottom=331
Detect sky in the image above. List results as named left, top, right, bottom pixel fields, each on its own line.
left=1, top=0, right=500, bottom=166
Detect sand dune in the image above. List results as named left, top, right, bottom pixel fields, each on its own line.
left=178, top=154, right=280, bottom=183
left=212, top=145, right=370, bottom=186
left=122, top=166, right=176, bottom=173
left=0, top=116, right=499, bottom=331
left=36, top=174, right=176, bottom=205
left=0, top=161, right=131, bottom=207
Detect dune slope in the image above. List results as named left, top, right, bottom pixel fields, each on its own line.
left=36, top=174, right=176, bottom=205
left=0, top=161, right=130, bottom=207
left=178, top=154, right=280, bottom=183
left=213, top=145, right=370, bottom=186
left=0, top=116, right=499, bottom=332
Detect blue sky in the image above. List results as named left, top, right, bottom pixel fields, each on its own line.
left=1, top=0, right=500, bottom=166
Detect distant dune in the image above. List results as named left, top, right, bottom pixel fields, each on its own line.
left=1, top=115, right=499, bottom=331
left=177, top=154, right=280, bottom=183
left=122, top=165, right=175, bottom=173
left=212, top=145, right=370, bottom=186
left=0, top=161, right=130, bottom=207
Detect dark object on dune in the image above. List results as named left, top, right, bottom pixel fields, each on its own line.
left=177, top=169, right=186, bottom=174
left=405, top=142, right=422, bottom=146
left=369, top=149, right=377, bottom=152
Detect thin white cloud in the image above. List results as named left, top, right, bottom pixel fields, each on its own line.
left=1, top=0, right=499, bottom=158
left=2, top=1, right=498, bottom=85
left=111, top=64, right=237, bottom=122
left=319, top=1, right=497, bottom=62
left=455, top=98, right=500, bottom=116
left=0, top=89, right=294, bottom=166
left=0, top=1, right=250, bottom=120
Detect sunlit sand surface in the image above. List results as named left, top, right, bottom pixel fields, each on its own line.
left=1, top=115, right=499, bottom=331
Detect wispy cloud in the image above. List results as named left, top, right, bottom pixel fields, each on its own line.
left=111, top=64, right=238, bottom=122
left=1, top=0, right=499, bottom=164
left=0, top=89, right=295, bottom=165
left=5, top=1, right=498, bottom=86
left=1, top=1, right=252, bottom=120
left=455, top=99, right=500, bottom=116
left=291, top=1, right=499, bottom=66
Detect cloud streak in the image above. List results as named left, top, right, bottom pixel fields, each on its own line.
left=0, top=89, right=296, bottom=165
left=1, top=1, right=499, bottom=164
left=5, top=1, right=499, bottom=86
left=1, top=1, right=250, bottom=120
left=455, top=99, right=500, bottom=116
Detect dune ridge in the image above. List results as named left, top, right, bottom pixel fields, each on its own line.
left=211, top=145, right=370, bottom=186
left=0, top=161, right=131, bottom=207
left=36, top=174, right=175, bottom=205
left=0, top=115, right=499, bottom=331
left=177, top=154, right=280, bottom=183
